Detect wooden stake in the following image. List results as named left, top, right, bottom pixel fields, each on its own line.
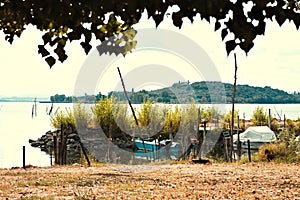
left=79, top=140, right=91, bottom=166
left=237, top=115, right=241, bottom=160
left=117, top=67, right=148, bottom=161
left=230, top=53, right=238, bottom=161
left=53, top=135, right=57, bottom=165
left=268, top=109, right=271, bottom=128
left=117, top=67, right=139, bottom=127
left=22, top=146, right=26, bottom=169
left=247, top=139, right=251, bottom=162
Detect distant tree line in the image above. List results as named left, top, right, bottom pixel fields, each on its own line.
left=50, top=92, right=105, bottom=103
left=50, top=94, right=72, bottom=103
left=50, top=81, right=300, bottom=104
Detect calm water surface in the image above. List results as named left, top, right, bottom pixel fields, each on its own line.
left=0, top=102, right=72, bottom=168
left=0, top=102, right=299, bottom=168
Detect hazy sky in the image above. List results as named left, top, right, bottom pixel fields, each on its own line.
left=1, top=10, right=300, bottom=98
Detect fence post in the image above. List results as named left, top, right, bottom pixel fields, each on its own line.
left=247, top=140, right=251, bottom=162
left=237, top=115, right=241, bottom=160
left=53, top=135, right=57, bottom=165
left=23, top=146, right=26, bottom=169
left=59, top=125, right=63, bottom=165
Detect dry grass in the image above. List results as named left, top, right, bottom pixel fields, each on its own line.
left=0, top=162, right=300, bottom=199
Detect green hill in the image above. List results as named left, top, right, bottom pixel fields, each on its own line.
left=109, top=81, right=300, bottom=104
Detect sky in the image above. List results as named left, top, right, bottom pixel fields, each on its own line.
left=1, top=9, right=300, bottom=99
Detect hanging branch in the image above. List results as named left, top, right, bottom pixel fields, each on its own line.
left=230, top=53, right=238, bottom=161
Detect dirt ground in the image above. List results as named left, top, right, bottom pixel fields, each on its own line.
left=0, top=162, right=300, bottom=199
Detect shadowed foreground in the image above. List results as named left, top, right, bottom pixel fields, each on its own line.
left=0, top=163, right=299, bottom=199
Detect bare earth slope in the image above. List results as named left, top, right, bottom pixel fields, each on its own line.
left=0, top=163, right=299, bottom=199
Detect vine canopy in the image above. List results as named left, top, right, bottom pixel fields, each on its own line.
left=1, top=0, right=300, bottom=67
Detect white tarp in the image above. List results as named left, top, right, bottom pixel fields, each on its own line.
left=233, top=126, right=277, bottom=143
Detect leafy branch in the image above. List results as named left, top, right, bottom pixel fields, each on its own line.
left=1, top=0, right=300, bottom=67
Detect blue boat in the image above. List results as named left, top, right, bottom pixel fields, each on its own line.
left=134, top=139, right=181, bottom=160
left=134, top=138, right=160, bottom=151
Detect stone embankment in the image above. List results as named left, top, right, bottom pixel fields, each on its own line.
left=29, top=128, right=136, bottom=164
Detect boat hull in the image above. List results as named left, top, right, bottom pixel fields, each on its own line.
left=134, top=139, right=180, bottom=160
left=134, top=139, right=160, bottom=151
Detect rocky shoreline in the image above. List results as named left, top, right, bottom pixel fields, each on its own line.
left=29, top=128, right=138, bottom=164
left=29, top=130, right=83, bottom=164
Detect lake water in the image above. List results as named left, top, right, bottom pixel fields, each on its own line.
left=0, top=102, right=73, bottom=168
left=209, top=103, right=300, bottom=120
left=0, top=102, right=300, bottom=168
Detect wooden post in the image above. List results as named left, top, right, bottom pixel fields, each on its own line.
left=152, top=144, right=155, bottom=162
left=59, top=125, right=63, bottom=165
left=284, top=114, right=286, bottom=130
left=223, top=132, right=229, bottom=161
left=61, top=127, right=65, bottom=165
left=243, top=112, right=245, bottom=131
left=228, top=119, right=232, bottom=162
left=79, top=140, right=91, bottom=167
left=141, top=139, right=148, bottom=161
left=230, top=53, right=238, bottom=162
left=268, top=109, right=271, bottom=128
left=31, top=104, right=34, bottom=118
left=203, top=120, right=207, bottom=138
left=117, top=67, right=148, bottom=160
left=157, top=135, right=161, bottom=161
left=196, top=107, right=201, bottom=159
left=117, top=67, right=139, bottom=128
left=61, top=127, right=69, bottom=165
left=247, top=139, right=251, bottom=162
left=49, top=148, right=53, bottom=166
left=224, top=138, right=229, bottom=161
left=169, top=121, right=173, bottom=140
left=23, top=146, right=26, bottom=169
left=132, top=126, right=135, bottom=162
left=53, top=135, right=57, bottom=165
left=34, top=98, right=37, bottom=117
left=237, top=115, right=241, bottom=160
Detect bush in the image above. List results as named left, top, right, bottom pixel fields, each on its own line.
left=51, top=102, right=91, bottom=130
left=51, top=108, right=75, bottom=130
left=256, top=130, right=300, bottom=163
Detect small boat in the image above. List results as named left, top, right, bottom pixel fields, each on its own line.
left=233, top=126, right=277, bottom=150
left=134, top=138, right=160, bottom=151
left=134, top=138, right=181, bottom=160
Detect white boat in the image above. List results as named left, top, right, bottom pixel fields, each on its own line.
left=233, top=126, right=277, bottom=150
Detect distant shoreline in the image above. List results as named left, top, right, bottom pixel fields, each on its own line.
left=2, top=81, right=300, bottom=104
left=2, top=100, right=300, bottom=105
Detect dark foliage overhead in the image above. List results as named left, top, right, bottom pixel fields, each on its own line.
left=1, top=0, right=300, bottom=67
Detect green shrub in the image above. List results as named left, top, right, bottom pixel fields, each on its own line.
left=256, top=130, right=300, bottom=163
left=51, top=108, right=75, bottom=129
left=51, top=102, right=91, bottom=130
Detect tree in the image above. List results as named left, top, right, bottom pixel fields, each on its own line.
left=50, top=94, right=66, bottom=102
left=200, top=106, right=221, bottom=122
left=163, top=105, right=181, bottom=138
left=1, top=1, right=300, bottom=67
left=222, top=109, right=241, bottom=130
left=252, top=106, right=268, bottom=126
left=136, top=99, right=165, bottom=136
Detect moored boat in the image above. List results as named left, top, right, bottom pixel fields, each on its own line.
left=134, top=138, right=181, bottom=160
left=233, top=126, right=277, bottom=150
